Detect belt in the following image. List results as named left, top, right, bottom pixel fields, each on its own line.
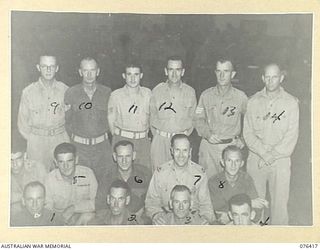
left=155, top=128, right=188, bottom=138
left=31, top=125, right=65, bottom=136
left=71, top=133, right=108, bottom=145
left=216, top=136, right=240, bottom=144
left=114, top=127, right=147, bottom=139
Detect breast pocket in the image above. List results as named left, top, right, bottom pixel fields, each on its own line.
left=29, top=103, right=43, bottom=125
left=253, top=115, right=264, bottom=132
left=222, top=105, right=240, bottom=126
left=76, top=184, right=90, bottom=200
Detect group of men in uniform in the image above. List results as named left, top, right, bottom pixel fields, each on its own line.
left=11, top=52, right=299, bottom=226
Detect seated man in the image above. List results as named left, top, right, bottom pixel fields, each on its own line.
left=153, top=185, right=209, bottom=225
left=96, top=140, right=151, bottom=213
left=11, top=181, right=64, bottom=226
left=45, top=142, right=98, bottom=225
left=89, top=180, right=143, bottom=225
left=145, top=134, right=213, bottom=223
left=228, top=193, right=257, bottom=225
left=208, top=145, right=268, bottom=224
left=11, top=133, right=47, bottom=211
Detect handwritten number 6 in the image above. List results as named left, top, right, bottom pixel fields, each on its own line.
left=134, top=176, right=143, bottom=184
left=194, top=175, right=201, bottom=185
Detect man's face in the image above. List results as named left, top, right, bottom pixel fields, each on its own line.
left=165, top=60, right=185, bottom=84
left=113, top=145, right=135, bottom=172
left=23, top=186, right=45, bottom=216
left=262, top=64, right=284, bottom=93
left=107, top=187, right=129, bottom=216
left=79, top=59, right=100, bottom=85
left=37, top=56, right=58, bottom=81
left=11, top=152, right=24, bottom=175
left=230, top=204, right=252, bottom=225
left=122, top=67, right=143, bottom=88
left=223, top=150, right=244, bottom=178
left=55, top=153, right=76, bottom=179
left=171, top=138, right=191, bottom=168
left=171, top=190, right=191, bottom=219
left=215, top=61, right=236, bottom=86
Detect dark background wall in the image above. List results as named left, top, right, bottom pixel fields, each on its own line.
left=11, top=12, right=312, bottom=225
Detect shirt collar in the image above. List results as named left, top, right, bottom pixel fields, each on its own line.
left=260, top=86, right=285, bottom=100
left=38, top=77, right=57, bottom=90
left=213, top=85, right=233, bottom=99
left=165, top=80, right=183, bottom=89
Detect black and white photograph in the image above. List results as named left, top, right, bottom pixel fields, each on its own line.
left=10, top=10, right=312, bottom=230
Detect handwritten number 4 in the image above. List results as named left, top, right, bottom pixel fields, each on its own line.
left=194, top=175, right=201, bottom=185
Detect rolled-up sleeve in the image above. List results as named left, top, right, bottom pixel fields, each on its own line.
left=17, top=90, right=31, bottom=139
left=194, top=93, right=211, bottom=139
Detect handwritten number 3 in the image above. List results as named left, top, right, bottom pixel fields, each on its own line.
left=194, top=175, right=201, bottom=185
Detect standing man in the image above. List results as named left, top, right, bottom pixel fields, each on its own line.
left=108, top=62, right=152, bottom=168
left=18, top=54, right=69, bottom=172
left=150, top=56, right=197, bottom=171
left=64, top=57, right=112, bottom=183
left=243, top=63, right=299, bottom=225
left=194, top=58, right=248, bottom=179
left=145, top=134, right=213, bottom=223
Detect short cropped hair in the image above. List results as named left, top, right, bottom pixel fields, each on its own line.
left=263, top=62, right=282, bottom=74
left=170, top=134, right=190, bottom=148
left=80, top=57, right=98, bottom=68
left=216, top=57, right=235, bottom=71
left=23, top=181, right=46, bottom=198
left=228, top=193, right=252, bottom=211
left=166, top=55, right=184, bottom=68
left=124, top=59, right=142, bottom=72
left=113, top=140, right=134, bottom=153
left=54, top=142, right=76, bottom=159
left=222, top=145, right=243, bottom=160
left=108, top=179, right=131, bottom=196
left=170, top=185, right=191, bottom=200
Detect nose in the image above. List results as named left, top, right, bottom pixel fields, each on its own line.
left=179, top=202, right=184, bottom=210
left=114, top=199, right=119, bottom=207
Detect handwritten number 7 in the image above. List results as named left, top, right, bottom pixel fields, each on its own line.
left=194, top=175, right=201, bottom=185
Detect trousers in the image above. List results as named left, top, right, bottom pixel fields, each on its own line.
left=247, top=152, right=291, bottom=225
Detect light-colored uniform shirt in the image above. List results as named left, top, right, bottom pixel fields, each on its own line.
left=11, top=159, right=47, bottom=204
left=243, top=87, right=299, bottom=159
left=18, top=78, right=68, bottom=139
left=145, top=160, right=213, bottom=221
left=155, top=210, right=209, bottom=225
left=45, top=165, right=98, bottom=213
left=194, top=85, right=248, bottom=139
left=150, top=81, right=197, bottom=134
left=108, top=85, right=151, bottom=133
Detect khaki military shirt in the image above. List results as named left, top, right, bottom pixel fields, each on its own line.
left=243, top=87, right=299, bottom=159
left=108, top=85, right=151, bottom=133
left=45, top=165, right=98, bottom=213
left=150, top=81, right=197, bottom=134
left=18, top=78, right=68, bottom=139
left=154, top=210, right=209, bottom=225
left=194, top=85, right=247, bottom=139
left=145, top=160, right=213, bottom=221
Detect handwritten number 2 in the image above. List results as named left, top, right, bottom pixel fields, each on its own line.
left=128, top=214, right=137, bottom=222
left=194, top=175, right=201, bottom=185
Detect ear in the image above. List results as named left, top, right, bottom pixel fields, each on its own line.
left=23, top=152, right=28, bottom=160
left=21, top=197, right=26, bottom=207
left=106, top=195, right=111, bottom=205
left=125, top=195, right=130, bottom=206
left=112, top=152, right=117, bottom=162
left=231, top=71, right=236, bottom=79
left=140, top=73, right=144, bottom=79
left=164, top=67, right=168, bottom=76
left=279, top=74, right=284, bottom=83
left=53, top=158, right=58, bottom=167
left=181, top=68, right=185, bottom=77
left=250, top=210, right=256, bottom=221
left=122, top=73, right=126, bottom=80
left=190, top=200, right=193, bottom=208
left=220, top=159, right=225, bottom=168
left=228, top=211, right=233, bottom=220
left=168, top=200, right=173, bottom=210
left=75, top=155, right=79, bottom=165
left=261, top=75, right=265, bottom=83
left=36, top=64, right=41, bottom=72
left=189, top=148, right=192, bottom=157
left=55, top=65, right=59, bottom=73
left=170, top=147, right=174, bottom=156
left=78, top=68, right=83, bottom=77
left=240, top=160, right=244, bottom=168
left=132, top=151, right=136, bottom=161
left=96, top=68, right=100, bottom=77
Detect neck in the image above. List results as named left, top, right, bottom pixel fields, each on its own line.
left=111, top=211, right=126, bottom=224
left=174, top=214, right=189, bottom=225
left=266, top=88, right=281, bottom=99
left=126, top=85, right=140, bottom=94
left=173, top=161, right=188, bottom=171
left=168, top=80, right=182, bottom=88
left=118, top=167, right=133, bottom=181
left=83, top=81, right=96, bottom=91
left=225, top=172, right=239, bottom=185
left=217, top=84, right=231, bottom=95
left=40, top=77, right=55, bottom=87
